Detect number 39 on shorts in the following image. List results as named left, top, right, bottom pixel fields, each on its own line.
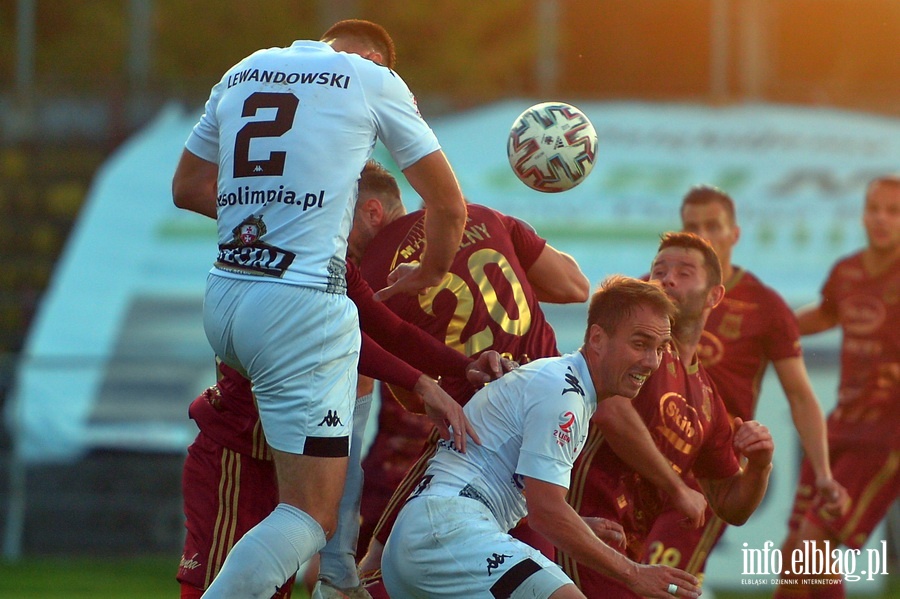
left=647, top=541, right=682, bottom=567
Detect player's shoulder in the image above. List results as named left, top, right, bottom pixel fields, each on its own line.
left=468, top=204, right=543, bottom=239
left=731, top=268, right=787, bottom=302
left=833, top=250, right=865, bottom=270
left=824, top=250, right=867, bottom=282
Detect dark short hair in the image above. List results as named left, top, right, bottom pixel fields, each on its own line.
left=680, top=185, right=737, bottom=223
left=320, top=19, right=397, bottom=69
left=656, top=231, right=722, bottom=288
left=358, top=159, right=402, bottom=210
left=584, top=275, right=676, bottom=342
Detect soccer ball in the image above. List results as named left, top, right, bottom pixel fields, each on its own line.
left=507, top=101, right=598, bottom=193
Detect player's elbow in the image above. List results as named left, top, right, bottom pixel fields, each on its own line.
left=561, top=273, right=591, bottom=303
left=172, top=175, right=199, bottom=211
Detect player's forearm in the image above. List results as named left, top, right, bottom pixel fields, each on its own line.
left=702, top=462, right=772, bottom=526
left=172, top=149, right=218, bottom=218
left=529, top=504, right=639, bottom=587
left=359, top=333, right=421, bottom=392
left=527, top=247, right=590, bottom=304
left=594, top=399, right=686, bottom=497
left=795, top=304, right=837, bottom=335
left=404, top=151, right=467, bottom=283
left=419, top=203, right=466, bottom=281
left=788, top=394, right=833, bottom=481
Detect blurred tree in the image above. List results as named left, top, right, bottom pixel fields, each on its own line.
left=154, top=0, right=317, bottom=93
left=367, top=0, right=537, bottom=107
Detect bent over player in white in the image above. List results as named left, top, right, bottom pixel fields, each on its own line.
left=381, top=276, right=702, bottom=599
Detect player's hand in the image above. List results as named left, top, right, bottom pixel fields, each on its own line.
left=413, top=375, right=481, bottom=452
left=465, top=350, right=518, bottom=388
left=627, top=564, right=701, bottom=599
left=670, top=484, right=708, bottom=529
left=732, top=418, right=774, bottom=471
left=373, top=262, right=445, bottom=302
left=816, top=477, right=850, bottom=517
left=582, top=517, right=626, bottom=549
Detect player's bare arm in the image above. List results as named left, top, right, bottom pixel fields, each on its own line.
left=593, top=396, right=708, bottom=528
left=698, top=417, right=774, bottom=526
left=412, top=375, right=480, bottom=452
left=374, top=150, right=466, bottom=301
left=524, top=477, right=701, bottom=599
left=772, top=356, right=849, bottom=515
left=795, top=302, right=838, bottom=335
left=172, top=149, right=219, bottom=219
left=525, top=244, right=591, bottom=303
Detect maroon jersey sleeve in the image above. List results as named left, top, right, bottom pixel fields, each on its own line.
left=501, top=214, right=548, bottom=272
left=347, top=260, right=472, bottom=380
left=359, top=332, right=421, bottom=392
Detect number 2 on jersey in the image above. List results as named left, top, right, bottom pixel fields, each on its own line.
left=233, top=92, right=299, bottom=178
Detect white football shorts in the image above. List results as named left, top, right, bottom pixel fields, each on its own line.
left=203, top=274, right=360, bottom=456
left=382, top=495, right=571, bottom=598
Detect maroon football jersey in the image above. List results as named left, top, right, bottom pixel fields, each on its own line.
left=698, top=267, right=802, bottom=421
left=359, top=204, right=560, bottom=404
left=819, top=252, right=900, bottom=445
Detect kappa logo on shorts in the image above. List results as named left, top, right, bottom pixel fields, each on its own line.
left=318, top=410, right=344, bottom=427
left=486, top=552, right=513, bottom=575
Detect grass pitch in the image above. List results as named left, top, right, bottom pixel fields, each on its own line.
left=0, top=555, right=896, bottom=598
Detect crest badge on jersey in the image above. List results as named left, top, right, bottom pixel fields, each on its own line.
left=233, top=215, right=267, bottom=245
left=553, top=410, right=576, bottom=446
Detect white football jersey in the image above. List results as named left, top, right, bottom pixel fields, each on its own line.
left=185, top=41, right=440, bottom=290
left=417, top=351, right=597, bottom=532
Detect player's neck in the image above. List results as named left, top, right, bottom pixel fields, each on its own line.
left=581, top=346, right=611, bottom=403
left=721, top=261, right=735, bottom=284
left=671, top=324, right=702, bottom=366
left=863, top=245, right=900, bottom=276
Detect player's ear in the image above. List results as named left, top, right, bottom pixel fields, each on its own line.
left=358, top=197, right=384, bottom=226
left=366, top=50, right=385, bottom=66
left=587, top=323, right=608, bottom=353
left=707, top=284, right=725, bottom=310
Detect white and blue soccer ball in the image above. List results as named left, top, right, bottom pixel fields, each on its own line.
left=507, top=101, right=598, bottom=193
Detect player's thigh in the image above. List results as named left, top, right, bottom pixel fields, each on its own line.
left=272, top=448, right=349, bottom=531
left=383, top=496, right=571, bottom=599
left=222, top=280, right=361, bottom=455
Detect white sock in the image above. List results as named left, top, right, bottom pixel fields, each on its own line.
left=202, top=503, right=327, bottom=599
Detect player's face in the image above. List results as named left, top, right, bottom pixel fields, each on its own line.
left=592, top=304, right=672, bottom=398
left=681, top=202, right=738, bottom=266
left=649, top=247, right=713, bottom=323
left=863, top=182, right=900, bottom=253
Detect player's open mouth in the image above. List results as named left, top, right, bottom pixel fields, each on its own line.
left=629, top=372, right=649, bottom=386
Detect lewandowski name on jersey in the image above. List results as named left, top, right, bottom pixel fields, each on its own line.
left=226, top=68, right=352, bottom=90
